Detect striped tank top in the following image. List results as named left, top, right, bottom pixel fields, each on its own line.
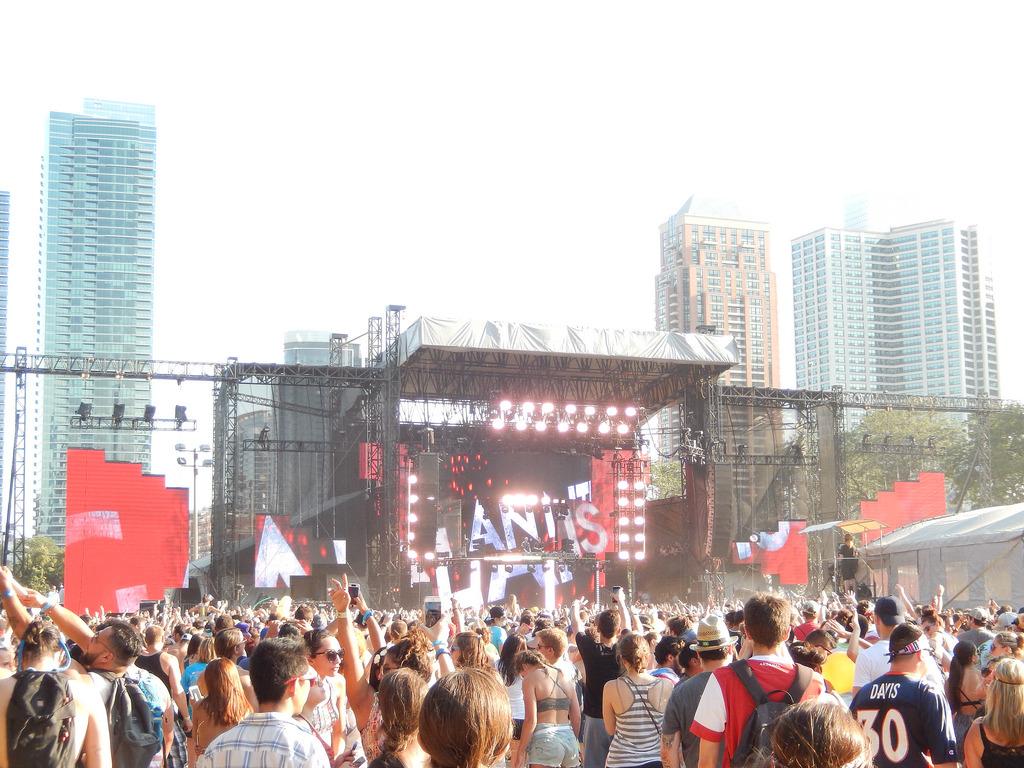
left=606, top=677, right=664, bottom=768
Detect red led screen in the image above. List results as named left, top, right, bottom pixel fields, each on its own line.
left=859, top=472, right=946, bottom=543
left=64, top=449, right=190, bottom=614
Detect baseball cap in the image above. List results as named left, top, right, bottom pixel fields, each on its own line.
left=997, top=612, right=1018, bottom=629
left=967, top=607, right=989, bottom=622
left=874, top=597, right=904, bottom=627
left=489, top=606, right=506, bottom=620
left=799, top=600, right=820, bottom=617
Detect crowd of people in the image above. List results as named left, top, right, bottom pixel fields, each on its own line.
left=1, top=565, right=1023, bottom=768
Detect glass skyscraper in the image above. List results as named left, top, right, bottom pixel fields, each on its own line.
left=0, top=191, right=9, bottom=501
left=792, top=220, right=998, bottom=397
left=37, top=100, right=156, bottom=543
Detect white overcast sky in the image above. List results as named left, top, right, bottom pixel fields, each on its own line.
left=1, top=2, right=1022, bottom=505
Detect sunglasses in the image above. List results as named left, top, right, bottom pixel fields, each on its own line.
left=313, top=650, right=343, bottom=663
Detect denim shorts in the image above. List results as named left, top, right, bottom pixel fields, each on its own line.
left=527, top=723, right=580, bottom=768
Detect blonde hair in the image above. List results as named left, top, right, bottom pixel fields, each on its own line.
left=984, top=658, right=1024, bottom=745
left=196, top=637, right=216, bottom=663
left=419, top=669, right=511, bottom=768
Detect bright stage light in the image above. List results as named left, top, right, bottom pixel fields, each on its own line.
left=541, top=402, right=554, bottom=414
left=557, top=421, right=570, bottom=433
left=616, top=423, right=630, bottom=435
left=635, top=532, right=645, bottom=543
left=584, top=405, right=596, bottom=417
left=606, top=406, right=619, bottom=416
left=523, top=401, right=535, bottom=413
left=502, top=494, right=513, bottom=506
left=565, top=404, right=577, bottom=415
left=634, top=480, right=645, bottom=491
left=408, top=513, right=418, bottom=523
left=618, top=496, right=629, bottom=507
left=491, top=418, right=504, bottom=430
left=526, top=494, right=538, bottom=506
left=408, top=474, right=418, bottom=484
left=408, top=532, right=415, bottom=541
left=500, top=400, right=512, bottom=412
left=634, top=497, right=645, bottom=508
left=633, top=515, right=645, bottom=526
left=424, top=552, right=436, bottom=561
left=515, top=420, right=528, bottom=431
left=618, top=550, right=630, bottom=560
left=625, top=406, right=637, bottom=417
left=576, top=422, right=589, bottom=434
left=634, top=551, right=645, bottom=561
left=409, top=494, right=419, bottom=504
left=535, top=421, right=548, bottom=433
left=541, top=494, right=551, bottom=505
left=617, top=480, right=628, bottom=491
left=619, top=532, right=629, bottom=543
left=407, top=550, right=418, bottom=559
left=598, top=422, right=611, bottom=434
left=513, top=494, right=526, bottom=506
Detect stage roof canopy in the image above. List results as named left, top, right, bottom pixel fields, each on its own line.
left=862, top=503, right=1024, bottom=556
left=397, top=316, right=738, bottom=409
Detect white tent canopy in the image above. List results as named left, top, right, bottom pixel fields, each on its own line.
left=862, top=503, right=1024, bottom=556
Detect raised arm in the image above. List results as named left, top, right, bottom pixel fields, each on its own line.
left=570, top=599, right=586, bottom=636
left=327, top=576, right=372, bottom=721
left=354, top=594, right=385, bottom=654
left=0, top=568, right=33, bottom=639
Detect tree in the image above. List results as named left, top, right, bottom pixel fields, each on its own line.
left=14, top=536, right=64, bottom=593
left=650, top=460, right=684, bottom=499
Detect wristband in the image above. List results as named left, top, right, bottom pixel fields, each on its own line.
left=435, top=648, right=451, bottom=659
left=41, top=599, right=56, bottom=613
left=1, top=589, right=13, bottom=599
left=432, top=640, right=446, bottom=648
left=362, top=610, right=373, bottom=624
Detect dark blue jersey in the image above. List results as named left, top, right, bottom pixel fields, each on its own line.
left=850, top=673, right=958, bottom=768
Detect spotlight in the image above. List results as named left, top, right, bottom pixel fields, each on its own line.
left=409, top=494, right=419, bottom=504
left=634, top=498, right=646, bottom=508
left=598, top=422, right=611, bottom=434
left=535, top=421, right=548, bottom=433
left=424, top=552, right=435, bottom=561
left=606, top=406, right=619, bottom=417
left=76, top=402, right=92, bottom=419
left=526, top=494, right=538, bottom=506
left=408, top=474, right=418, bottom=484
left=633, top=515, right=645, bottom=526
left=576, top=422, right=589, bottom=434
left=541, top=494, right=551, bottom=505
left=176, top=457, right=187, bottom=466
left=491, top=418, right=504, bottom=430
left=407, top=550, right=418, bottom=559
left=541, top=402, right=554, bottom=414
left=522, top=401, right=535, bottom=413
left=618, top=496, right=629, bottom=507
left=616, top=423, right=630, bottom=435
left=634, top=480, right=646, bottom=491
left=564, top=404, right=577, bottom=415
left=617, top=480, right=628, bottom=490
left=500, top=400, right=512, bottom=412
left=584, top=405, right=596, bottom=417
left=504, top=564, right=514, bottom=573
left=618, top=551, right=630, bottom=560
left=112, top=403, right=125, bottom=424
left=624, top=406, right=638, bottom=418
left=408, top=532, right=416, bottom=541
left=557, top=422, right=570, bottom=433
left=408, top=513, right=418, bottom=523
left=635, top=532, right=645, bottom=543
left=513, top=494, right=525, bottom=506
left=619, top=532, right=629, bottom=543
left=515, top=420, right=528, bottom=431
left=634, top=551, right=645, bottom=561
left=143, top=405, right=156, bottom=423
left=174, top=405, right=188, bottom=428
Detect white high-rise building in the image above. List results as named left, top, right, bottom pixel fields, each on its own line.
left=792, top=220, right=998, bottom=397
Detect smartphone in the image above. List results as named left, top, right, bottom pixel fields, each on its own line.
left=188, top=684, right=203, bottom=703
left=348, top=583, right=361, bottom=600
left=424, top=596, right=442, bottom=628
left=611, top=585, right=622, bottom=593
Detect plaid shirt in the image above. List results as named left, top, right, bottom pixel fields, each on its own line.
left=196, top=712, right=331, bottom=768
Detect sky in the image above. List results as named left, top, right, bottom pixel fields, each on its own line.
left=1, top=1, right=1023, bottom=508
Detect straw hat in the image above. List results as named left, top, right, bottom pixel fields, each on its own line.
left=689, top=615, right=735, bottom=651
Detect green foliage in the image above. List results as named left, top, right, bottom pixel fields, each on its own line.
left=650, top=460, right=684, bottom=499
left=14, top=536, right=64, bottom=593
left=984, top=406, right=1024, bottom=505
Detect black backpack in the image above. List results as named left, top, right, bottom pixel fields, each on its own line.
left=730, top=660, right=813, bottom=768
left=6, top=670, right=77, bottom=768
left=97, top=672, right=163, bottom=768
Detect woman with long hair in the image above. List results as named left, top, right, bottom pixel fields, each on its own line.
left=515, top=634, right=581, bottom=768
left=182, top=637, right=216, bottom=698
left=989, top=632, right=1024, bottom=662
left=964, top=658, right=1024, bottom=767
left=301, top=629, right=348, bottom=761
left=187, top=657, right=252, bottom=765
left=948, top=641, right=987, bottom=758
left=419, top=668, right=512, bottom=768
left=603, top=633, right=673, bottom=768
left=497, top=635, right=528, bottom=768
left=757, top=700, right=870, bottom=768
left=369, top=669, right=429, bottom=768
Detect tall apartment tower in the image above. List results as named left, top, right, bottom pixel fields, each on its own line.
left=792, top=220, right=998, bottom=397
left=0, top=191, right=9, bottom=501
left=36, top=100, right=156, bottom=543
left=656, top=195, right=780, bottom=387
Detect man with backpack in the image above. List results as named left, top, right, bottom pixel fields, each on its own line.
left=690, top=594, right=827, bottom=768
